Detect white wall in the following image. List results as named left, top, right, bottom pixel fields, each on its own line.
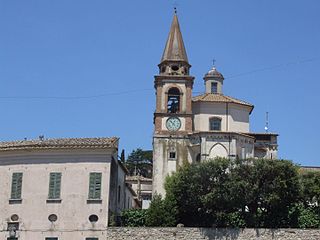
left=0, top=149, right=115, bottom=240
left=193, top=102, right=251, bottom=132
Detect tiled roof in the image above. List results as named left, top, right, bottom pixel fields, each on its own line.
left=192, top=93, right=253, bottom=108
left=0, top=137, right=119, bottom=152
left=126, top=175, right=153, bottom=182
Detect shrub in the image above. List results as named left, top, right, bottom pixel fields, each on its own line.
left=121, top=209, right=147, bottom=227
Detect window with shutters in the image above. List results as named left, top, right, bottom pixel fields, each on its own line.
left=10, top=173, right=23, bottom=201
left=88, top=173, right=102, bottom=200
left=48, top=172, right=62, bottom=200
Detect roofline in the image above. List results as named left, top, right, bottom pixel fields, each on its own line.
left=125, top=183, right=137, bottom=197
left=118, top=160, right=130, bottom=175
left=248, top=133, right=279, bottom=136
left=0, top=137, right=119, bottom=152
left=300, top=166, right=320, bottom=169
left=191, top=131, right=256, bottom=139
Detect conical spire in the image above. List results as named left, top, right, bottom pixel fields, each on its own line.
left=161, top=12, right=189, bottom=63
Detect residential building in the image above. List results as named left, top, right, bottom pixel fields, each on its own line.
left=0, top=137, right=134, bottom=240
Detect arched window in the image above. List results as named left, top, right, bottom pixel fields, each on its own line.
left=167, top=88, right=180, bottom=113
left=209, top=117, right=221, bottom=131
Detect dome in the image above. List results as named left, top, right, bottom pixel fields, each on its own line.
left=205, top=66, right=224, bottom=79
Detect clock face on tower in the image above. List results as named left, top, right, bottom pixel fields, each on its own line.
left=166, top=117, right=181, bottom=131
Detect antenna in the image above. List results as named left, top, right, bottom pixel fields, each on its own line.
left=264, top=112, right=269, bottom=132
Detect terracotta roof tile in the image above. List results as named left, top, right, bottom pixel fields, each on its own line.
left=192, top=93, right=253, bottom=108
left=0, top=137, right=119, bottom=152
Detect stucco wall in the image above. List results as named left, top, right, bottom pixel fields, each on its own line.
left=0, top=149, right=115, bottom=239
left=193, top=102, right=250, bottom=133
left=106, top=228, right=320, bottom=240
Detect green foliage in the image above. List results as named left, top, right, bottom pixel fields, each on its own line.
left=289, top=203, right=320, bottom=228
left=125, top=148, right=153, bottom=178
left=121, top=209, right=147, bottom=227
left=164, top=158, right=302, bottom=228
left=300, top=171, right=320, bottom=205
left=146, top=194, right=177, bottom=227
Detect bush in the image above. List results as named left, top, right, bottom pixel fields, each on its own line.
left=146, top=194, right=177, bottom=227
left=289, top=204, right=320, bottom=228
left=121, top=209, right=147, bottom=227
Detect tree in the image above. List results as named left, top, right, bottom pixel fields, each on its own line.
left=299, top=171, right=320, bottom=206
left=145, top=194, right=177, bottom=227
left=125, top=148, right=153, bottom=178
left=164, top=158, right=301, bottom=228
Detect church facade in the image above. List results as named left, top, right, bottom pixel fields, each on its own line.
left=152, top=13, right=278, bottom=196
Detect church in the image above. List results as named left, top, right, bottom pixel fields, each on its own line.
left=152, top=12, right=278, bottom=196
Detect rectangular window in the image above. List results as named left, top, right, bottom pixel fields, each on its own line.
left=11, top=173, right=23, bottom=200
left=48, top=172, right=62, bottom=199
left=88, top=173, right=102, bottom=199
left=86, top=238, right=98, bottom=240
left=169, top=151, right=176, bottom=159
left=210, top=118, right=221, bottom=131
left=211, top=82, right=218, bottom=93
left=7, top=222, right=19, bottom=231
left=45, top=238, right=58, bottom=240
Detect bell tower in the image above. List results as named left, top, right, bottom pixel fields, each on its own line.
left=153, top=11, right=194, bottom=196
left=154, top=11, right=194, bottom=134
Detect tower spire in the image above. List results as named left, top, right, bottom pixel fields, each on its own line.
left=160, top=12, right=189, bottom=64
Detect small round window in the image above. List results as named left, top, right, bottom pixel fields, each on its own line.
left=171, top=65, right=179, bottom=71
left=89, top=214, right=99, bottom=223
left=48, top=214, right=58, bottom=222
left=11, top=214, right=19, bottom=221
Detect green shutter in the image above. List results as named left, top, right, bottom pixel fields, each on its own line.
left=88, top=173, right=102, bottom=199
left=11, top=173, right=23, bottom=199
left=48, top=172, right=61, bottom=199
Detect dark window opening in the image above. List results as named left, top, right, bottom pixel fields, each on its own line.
left=196, top=154, right=201, bottom=163
left=10, top=214, right=19, bottom=222
left=118, top=186, right=121, bottom=203
left=45, top=238, right=58, bottom=240
left=169, top=151, right=176, bottom=159
left=48, top=214, right=58, bottom=222
left=7, top=222, right=19, bottom=231
left=171, top=65, right=179, bottom=71
left=167, top=88, right=180, bottom=113
left=211, top=82, right=218, bottom=93
left=89, top=214, right=99, bottom=223
left=210, top=118, right=221, bottom=131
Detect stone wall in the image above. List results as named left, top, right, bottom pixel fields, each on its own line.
left=106, top=228, right=320, bottom=240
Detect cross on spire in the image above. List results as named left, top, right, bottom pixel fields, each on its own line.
left=173, top=1, right=179, bottom=14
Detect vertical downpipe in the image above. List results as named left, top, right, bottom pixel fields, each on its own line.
left=226, top=103, right=231, bottom=158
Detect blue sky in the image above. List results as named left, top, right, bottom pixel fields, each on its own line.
left=0, top=1, right=319, bottom=166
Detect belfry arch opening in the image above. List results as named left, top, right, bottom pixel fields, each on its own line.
left=167, top=87, right=180, bottom=113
